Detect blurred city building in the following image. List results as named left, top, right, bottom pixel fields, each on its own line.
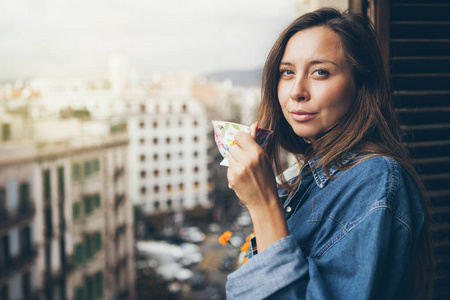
left=0, top=52, right=261, bottom=299
left=0, top=130, right=135, bottom=299
left=0, top=143, right=38, bottom=300
left=126, top=91, right=210, bottom=215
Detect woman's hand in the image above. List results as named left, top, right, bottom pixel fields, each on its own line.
left=227, top=123, right=288, bottom=252
left=227, top=123, right=277, bottom=208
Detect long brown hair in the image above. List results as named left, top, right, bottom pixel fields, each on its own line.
left=257, top=8, right=434, bottom=299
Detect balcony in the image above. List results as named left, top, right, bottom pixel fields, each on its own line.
left=0, top=203, right=36, bottom=231
left=0, top=246, right=38, bottom=279
left=114, top=193, right=125, bottom=209
left=114, top=166, right=125, bottom=181
left=115, top=224, right=127, bottom=240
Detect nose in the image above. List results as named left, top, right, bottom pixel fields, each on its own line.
left=289, top=77, right=309, bottom=101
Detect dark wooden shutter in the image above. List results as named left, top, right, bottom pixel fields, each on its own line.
left=389, top=0, right=450, bottom=299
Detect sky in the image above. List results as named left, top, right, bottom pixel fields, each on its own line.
left=0, top=0, right=298, bottom=81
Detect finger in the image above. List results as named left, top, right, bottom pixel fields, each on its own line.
left=229, top=142, right=249, bottom=165
left=250, top=122, right=258, bottom=139
left=227, top=163, right=236, bottom=189
left=234, top=131, right=258, bottom=149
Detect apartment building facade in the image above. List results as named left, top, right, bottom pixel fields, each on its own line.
left=0, top=144, right=39, bottom=300
left=0, top=119, right=135, bottom=300
left=127, top=91, right=210, bottom=215
left=35, top=134, right=134, bottom=300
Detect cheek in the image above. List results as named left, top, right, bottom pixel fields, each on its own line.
left=325, top=81, right=355, bottom=117
left=277, top=83, right=289, bottom=108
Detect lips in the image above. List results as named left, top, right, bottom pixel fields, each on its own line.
left=290, top=110, right=317, bottom=122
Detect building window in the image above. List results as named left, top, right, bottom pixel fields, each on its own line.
left=153, top=121, right=158, bottom=128
left=140, top=155, right=146, bottom=162
left=182, top=104, right=187, bottom=112
left=93, top=159, right=100, bottom=173
left=194, top=182, right=199, bottom=190
left=166, top=137, right=171, bottom=144
left=178, top=120, right=183, bottom=126
left=19, top=182, right=31, bottom=211
left=0, top=188, right=6, bottom=217
left=178, top=152, right=183, bottom=158
left=166, top=168, right=171, bottom=175
left=140, top=104, right=146, bottom=112
left=179, top=183, right=184, bottom=191
left=75, top=286, right=85, bottom=300
left=153, top=138, right=158, bottom=145
left=193, top=136, right=199, bottom=143
left=155, top=104, right=160, bottom=113
left=166, top=153, right=171, bottom=160
left=193, top=120, right=198, bottom=127
left=140, top=171, right=146, bottom=178
left=179, top=167, right=184, bottom=174
left=139, top=138, right=145, bottom=144
left=168, top=105, right=173, bottom=113
left=57, top=167, right=65, bottom=198
left=167, top=199, right=172, bottom=208
left=72, top=163, right=81, bottom=180
left=154, top=186, right=160, bottom=193
left=154, top=201, right=160, bottom=210
left=140, top=187, right=146, bottom=195
left=194, top=166, right=199, bottom=173
left=84, top=159, right=100, bottom=177
left=1, top=123, right=11, bottom=141
left=22, top=272, right=31, bottom=300
left=153, top=170, right=159, bottom=177
left=73, top=202, right=81, bottom=220
left=193, top=151, right=199, bottom=158
left=1, top=284, right=8, bottom=300
left=178, top=136, right=183, bottom=143
left=95, top=272, right=104, bottom=298
left=166, top=185, right=172, bottom=193
left=139, top=121, right=145, bottom=128
left=43, top=170, right=51, bottom=203
left=83, top=194, right=101, bottom=215
left=19, top=227, right=32, bottom=257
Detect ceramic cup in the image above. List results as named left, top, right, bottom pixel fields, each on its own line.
left=212, top=120, right=273, bottom=166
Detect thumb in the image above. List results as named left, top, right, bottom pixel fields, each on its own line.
left=250, top=122, right=258, bottom=139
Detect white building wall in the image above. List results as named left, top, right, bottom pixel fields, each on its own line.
left=128, top=93, right=210, bottom=214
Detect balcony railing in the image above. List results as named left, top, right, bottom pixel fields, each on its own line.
left=0, top=203, right=36, bottom=229
left=114, top=166, right=125, bottom=181
left=0, top=246, right=38, bottom=279
left=114, top=193, right=125, bottom=209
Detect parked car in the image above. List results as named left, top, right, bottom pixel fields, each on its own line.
left=180, top=226, right=206, bottom=243
left=207, top=223, right=221, bottom=234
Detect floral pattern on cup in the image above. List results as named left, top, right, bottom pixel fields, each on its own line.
left=212, top=120, right=273, bottom=166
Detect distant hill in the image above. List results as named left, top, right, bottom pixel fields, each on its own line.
left=205, top=68, right=263, bottom=87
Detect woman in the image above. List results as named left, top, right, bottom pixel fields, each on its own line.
left=226, top=8, right=433, bottom=300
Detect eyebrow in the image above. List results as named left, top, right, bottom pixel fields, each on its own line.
left=279, top=59, right=338, bottom=67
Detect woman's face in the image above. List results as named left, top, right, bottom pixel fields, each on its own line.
left=277, top=26, right=356, bottom=146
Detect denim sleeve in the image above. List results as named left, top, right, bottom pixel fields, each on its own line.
left=226, top=207, right=415, bottom=300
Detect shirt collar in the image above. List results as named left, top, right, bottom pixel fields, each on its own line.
left=302, top=152, right=358, bottom=188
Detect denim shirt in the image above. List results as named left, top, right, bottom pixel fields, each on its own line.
left=226, top=155, right=424, bottom=300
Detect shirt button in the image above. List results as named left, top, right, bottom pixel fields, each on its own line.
left=286, top=206, right=292, bottom=213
